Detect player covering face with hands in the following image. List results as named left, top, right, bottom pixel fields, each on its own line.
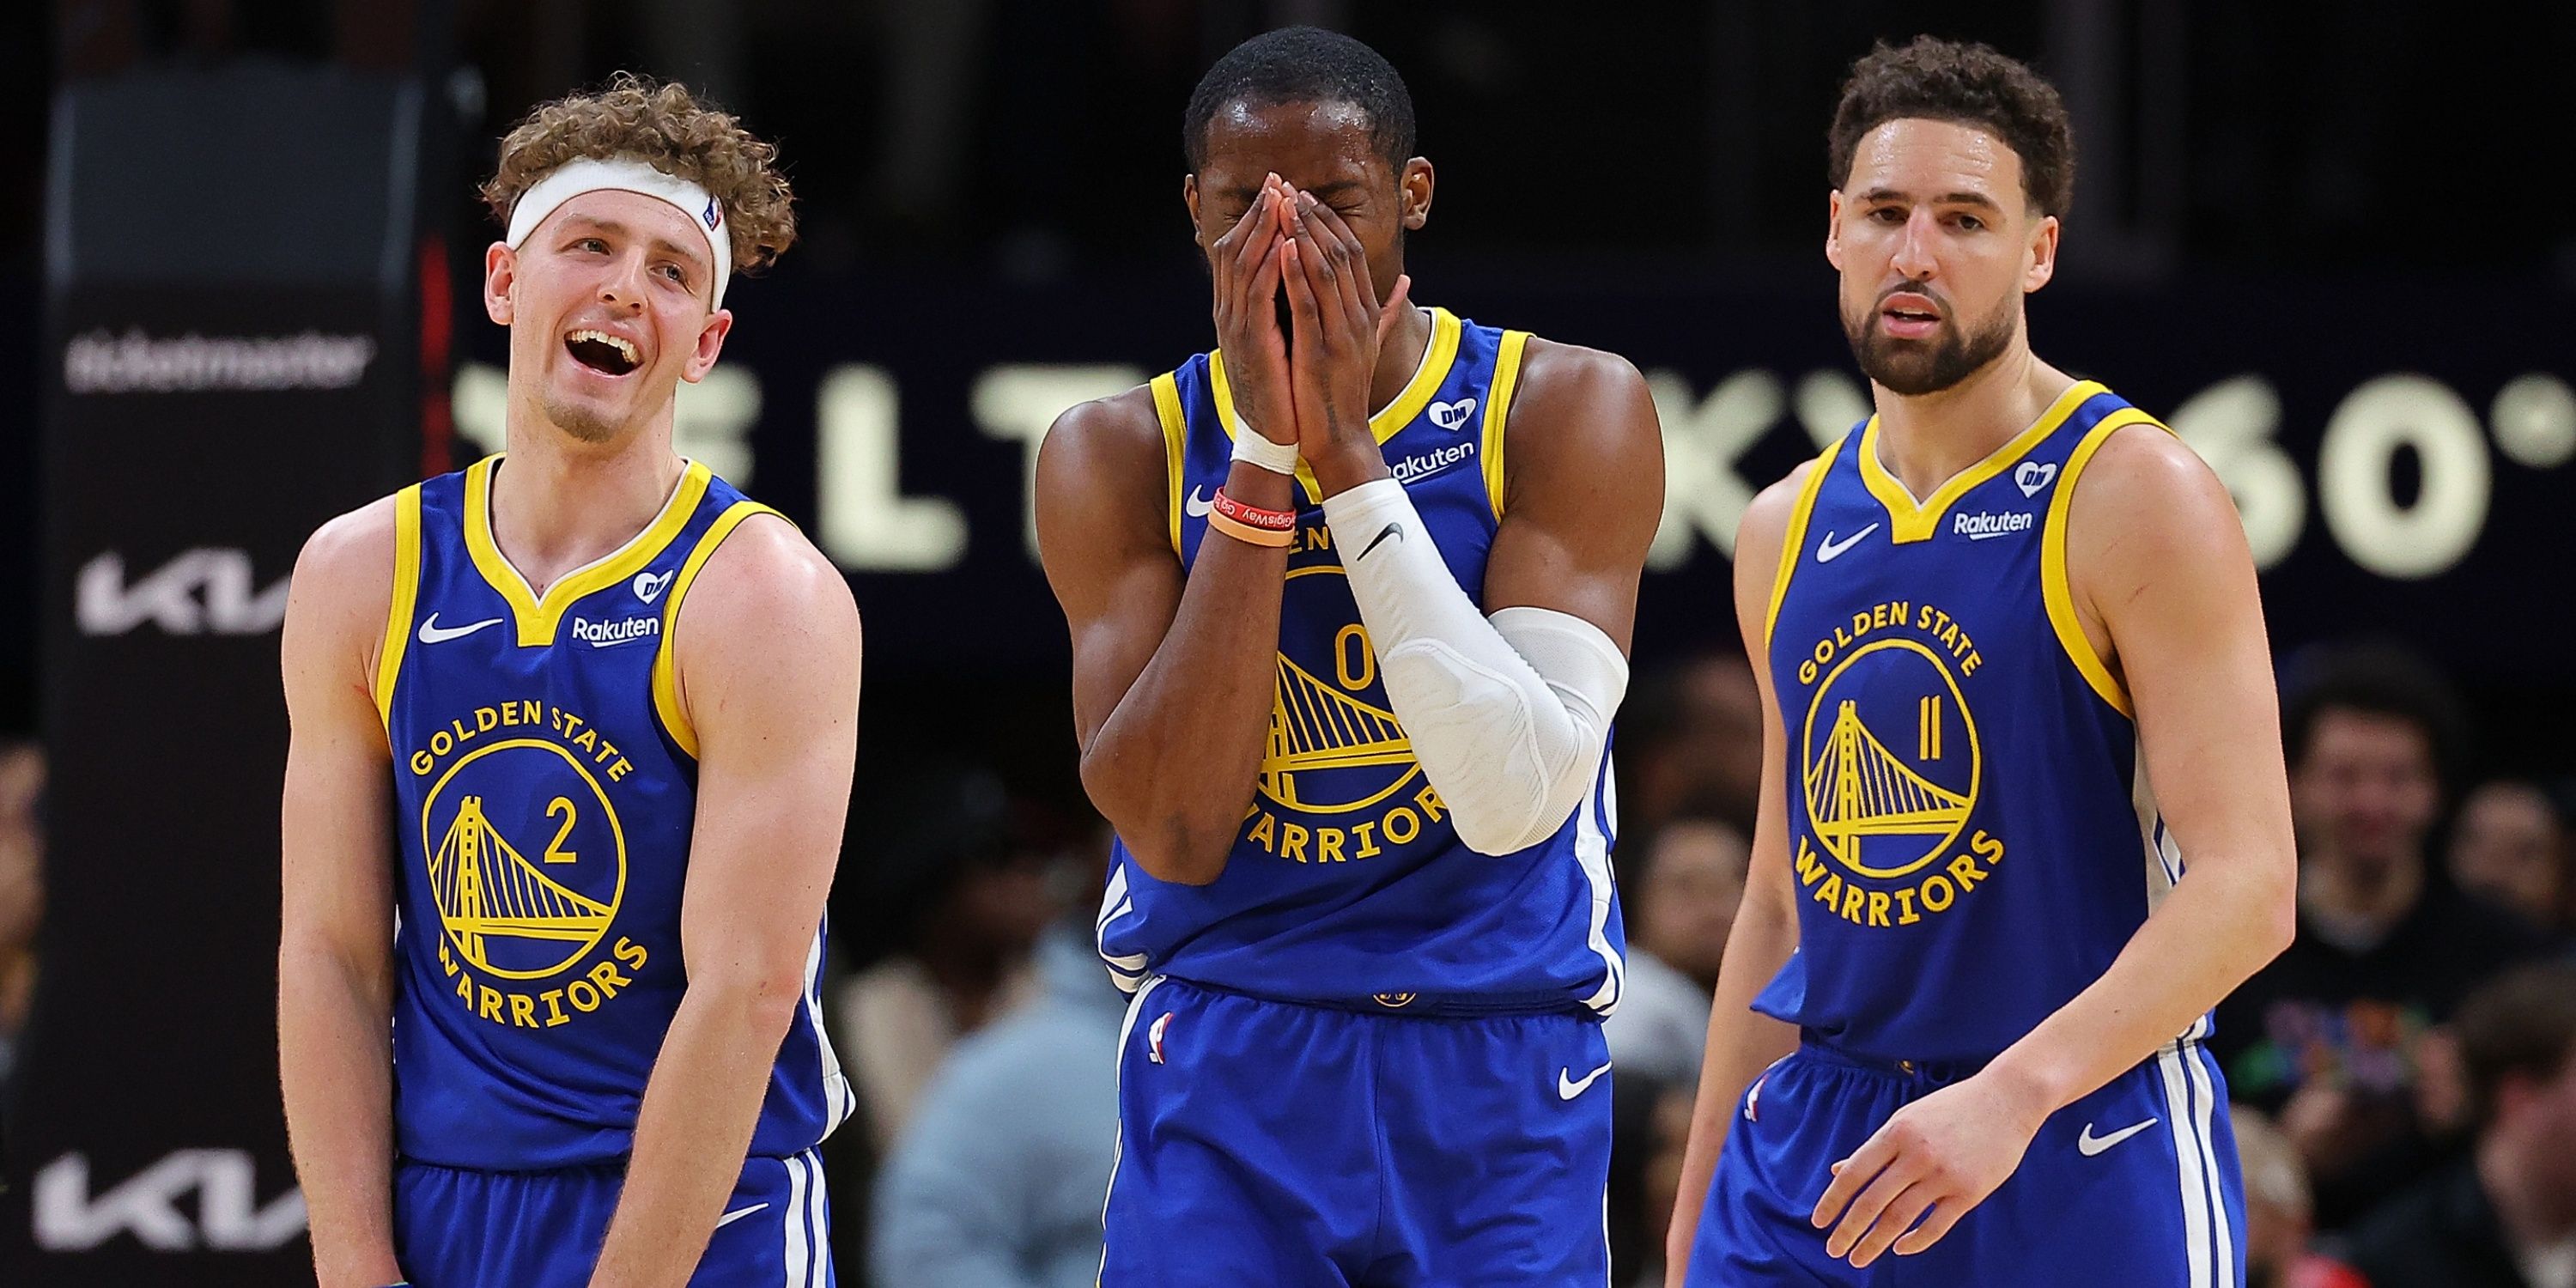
left=1036, top=27, right=1662, bottom=1286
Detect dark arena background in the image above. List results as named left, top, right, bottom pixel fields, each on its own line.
left=3, top=1, right=2573, bottom=1285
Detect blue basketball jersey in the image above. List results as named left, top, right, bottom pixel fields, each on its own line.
left=1755, top=381, right=2196, bottom=1062
left=377, top=456, right=853, bottom=1170
left=1095, top=307, right=1626, bottom=1016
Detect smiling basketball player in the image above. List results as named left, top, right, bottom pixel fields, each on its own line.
left=279, top=76, right=857, bottom=1287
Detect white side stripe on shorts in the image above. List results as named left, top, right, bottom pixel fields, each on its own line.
left=2157, top=1044, right=2216, bottom=1288
left=783, top=1154, right=811, bottom=1288
left=1097, top=975, right=1166, bottom=1288
left=2184, top=1048, right=2238, bottom=1288
left=804, top=1151, right=829, bottom=1288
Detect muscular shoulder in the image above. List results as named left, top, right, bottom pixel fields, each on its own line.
left=679, top=513, right=859, bottom=644
left=1038, top=384, right=1169, bottom=492
left=1035, top=382, right=1174, bottom=567
left=1738, top=455, right=1826, bottom=572
left=1499, top=337, right=1662, bottom=508
left=295, top=494, right=399, bottom=607
left=1506, top=338, right=1658, bottom=458
left=2064, top=420, right=2239, bottom=576
left=284, top=493, right=402, bottom=671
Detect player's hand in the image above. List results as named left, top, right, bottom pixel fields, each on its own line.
left=1279, top=188, right=1410, bottom=493
left=1809, top=1070, right=2045, bottom=1268
left=1210, top=173, right=1297, bottom=447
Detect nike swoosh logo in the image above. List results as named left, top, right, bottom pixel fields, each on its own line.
left=2077, top=1117, right=2159, bottom=1156
left=1815, top=523, right=1879, bottom=563
left=1183, top=487, right=1214, bottom=518
left=416, top=613, right=504, bottom=644
left=1358, top=522, right=1404, bottom=562
left=714, top=1201, right=770, bottom=1229
left=1558, top=1061, right=1613, bottom=1100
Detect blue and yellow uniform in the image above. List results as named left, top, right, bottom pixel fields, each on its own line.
left=376, top=457, right=850, bottom=1287
left=1097, top=308, right=1625, bottom=1285
left=1688, top=382, right=2245, bottom=1287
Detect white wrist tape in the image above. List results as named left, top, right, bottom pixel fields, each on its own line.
left=1230, top=430, right=1301, bottom=476
left=1321, top=478, right=1629, bottom=855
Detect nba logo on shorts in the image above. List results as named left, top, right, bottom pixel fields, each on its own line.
left=1147, top=1012, right=1174, bottom=1064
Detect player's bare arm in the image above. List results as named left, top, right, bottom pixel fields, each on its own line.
left=1478, top=337, right=1662, bottom=646
left=585, top=519, right=860, bottom=1288
left=1809, top=426, right=2297, bottom=1267
left=277, top=498, right=408, bottom=1288
left=1036, top=179, right=1305, bottom=885
left=1662, top=464, right=1814, bottom=1282
left=1287, top=193, right=1655, bottom=855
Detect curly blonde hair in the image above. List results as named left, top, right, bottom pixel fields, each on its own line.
left=482, top=73, right=796, bottom=275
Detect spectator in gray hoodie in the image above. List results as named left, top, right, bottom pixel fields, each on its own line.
left=870, top=916, right=1127, bottom=1287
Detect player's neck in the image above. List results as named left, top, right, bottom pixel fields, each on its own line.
left=489, top=411, right=688, bottom=597
left=1868, top=346, right=2075, bottom=501
left=1369, top=302, right=1436, bottom=416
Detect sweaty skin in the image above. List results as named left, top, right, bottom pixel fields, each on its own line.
left=281, top=183, right=860, bottom=1288
left=1665, top=117, right=2295, bottom=1278
left=1038, top=98, right=1662, bottom=888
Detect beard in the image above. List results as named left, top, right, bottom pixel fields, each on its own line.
left=1842, top=286, right=2019, bottom=396
left=539, top=389, right=630, bottom=444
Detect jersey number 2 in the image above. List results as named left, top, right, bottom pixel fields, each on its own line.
left=544, top=797, right=579, bottom=864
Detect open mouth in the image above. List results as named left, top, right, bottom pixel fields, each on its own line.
left=565, top=328, right=641, bottom=376
left=1878, top=293, right=1943, bottom=338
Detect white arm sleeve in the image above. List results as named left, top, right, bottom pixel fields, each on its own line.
left=1320, top=477, right=1630, bottom=855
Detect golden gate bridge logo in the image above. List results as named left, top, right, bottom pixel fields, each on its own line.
left=432, top=796, right=613, bottom=974
left=1799, top=641, right=1978, bottom=879
left=1258, top=653, right=1419, bottom=813
left=419, top=739, right=627, bottom=979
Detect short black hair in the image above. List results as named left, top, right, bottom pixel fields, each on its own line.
left=2453, top=962, right=2576, bottom=1129
left=1828, top=36, right=2076, bottom=216
left=2278, top=641, right=2468, bottom=787
left=1183, top=26, right=1417, bottom=172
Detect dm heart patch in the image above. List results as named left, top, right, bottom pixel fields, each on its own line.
left=1428, top=398, right=1479, bottom=431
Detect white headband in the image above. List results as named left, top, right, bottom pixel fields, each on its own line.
left=507, top=155, right=733, bottom=308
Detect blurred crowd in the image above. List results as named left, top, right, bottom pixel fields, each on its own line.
left=2, top=642, right=2573, bottom=1286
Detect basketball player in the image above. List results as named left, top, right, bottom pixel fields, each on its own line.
left=1664, top=38, right=2297, bottom=1286
left=1035, top=27, right=1662, bottom=1285
left=278, top=76, right=858, bottom=1287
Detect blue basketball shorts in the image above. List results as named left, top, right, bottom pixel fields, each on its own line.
left=1688, top=1037, right=2245, bottom=1287
left=1100, top=976, right=1613, bottom=1286
left=392, top=1148, right=835, bottom=1287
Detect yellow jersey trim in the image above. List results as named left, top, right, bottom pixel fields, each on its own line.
left=2042, top=407, right=2166, bottom=720
left=374, top=485, right=423, bottom=729
left=1151, top=372, right=1188, bottom=556
left=1481, top=330, right=1532, bottom=521
left=651, top=500, right=787, bottom=761
left=1857, top=380, right=2108, bottom=544
left=1763, top=436, right=1845, bottom=648
left=1207, top=306, right=1464, bottom=504
left=462, top=455, right=713, bottom=647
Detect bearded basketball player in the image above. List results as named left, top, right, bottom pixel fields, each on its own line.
left=1665, top=38, right=2297, bottom=1287
left=279, top=76, right=858, bottom=1287
left=1035, top=27, right=1662, bottom=1286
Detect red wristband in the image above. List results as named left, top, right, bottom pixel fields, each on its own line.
left=1211, top=489, right=1297, bottom=532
